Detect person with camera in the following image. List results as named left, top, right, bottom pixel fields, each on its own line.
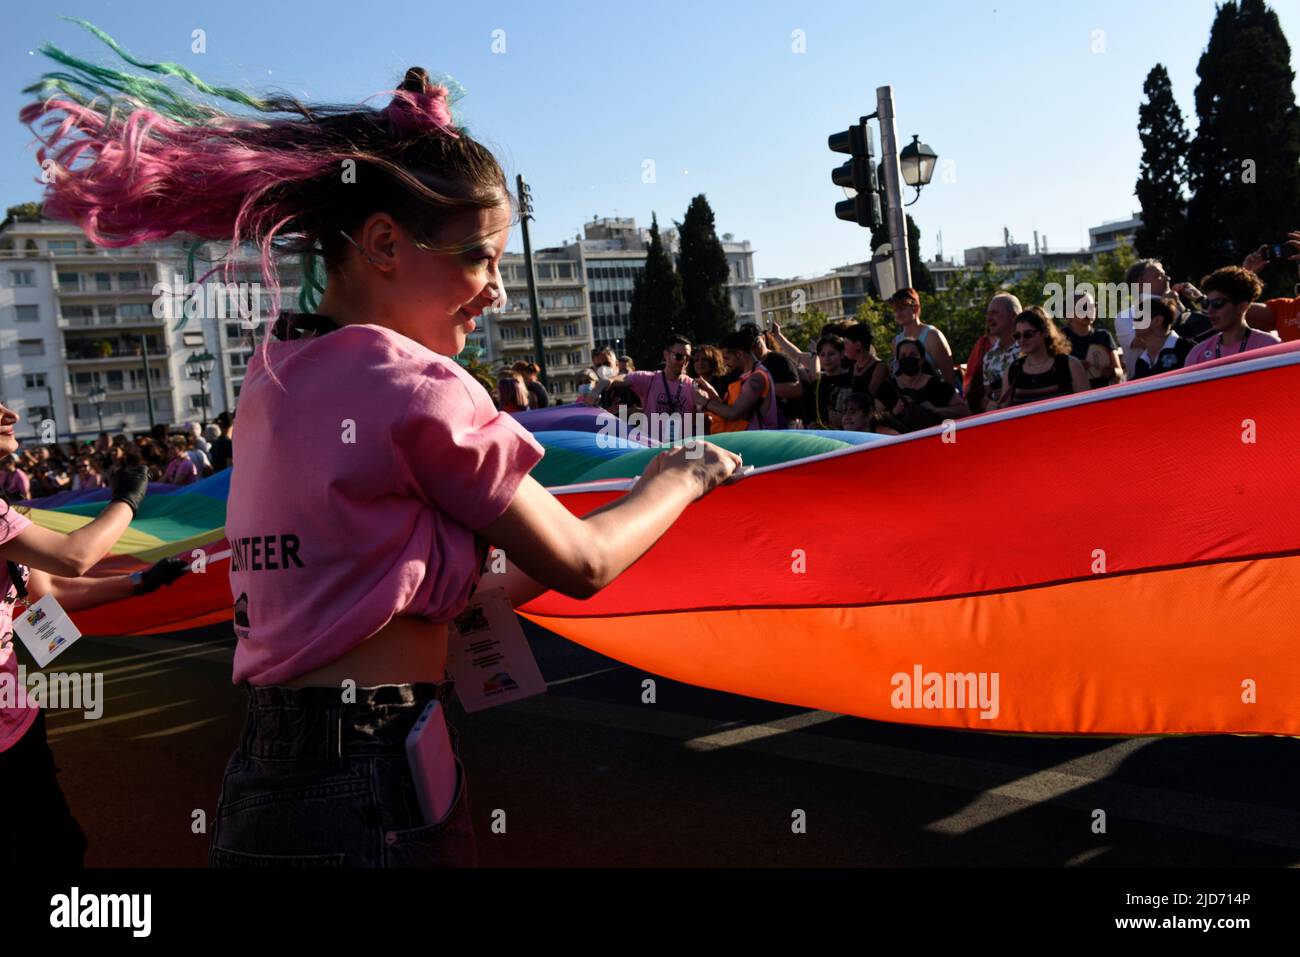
left=1243, top=231, right=1300, bottom=342
left=0, top=400, right=188, bottom=866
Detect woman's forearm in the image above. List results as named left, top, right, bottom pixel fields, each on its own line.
left=66, top=502, right=135, bottom=574
left=484, top=492, right=632, bottom=607
left=46, top=573, right=135, bottom=612
left=583, top=471, right=699, bottom=591
left=481, top=470, right=704, bottom=601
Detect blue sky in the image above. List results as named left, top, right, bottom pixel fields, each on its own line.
left=3, top=0, right=1298, bottom=281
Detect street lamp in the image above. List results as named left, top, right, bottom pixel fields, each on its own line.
left=40, top=384, right=62, bottom=444
left=185, top=350, right=216, bottom=428
left=899, top=134, right=939, bottom=206
left=88, top=386, right=106, bottom=434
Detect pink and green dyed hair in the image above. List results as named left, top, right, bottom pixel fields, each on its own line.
left=20, top=19, right=512, bottom=378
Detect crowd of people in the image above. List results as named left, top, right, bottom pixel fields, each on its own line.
left=0, top=413, right=234, bottom=503
left=513, top=236, right=1299, bottom=437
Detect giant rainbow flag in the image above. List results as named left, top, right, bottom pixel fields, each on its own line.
left=27, top=341, right=1300, bottom=736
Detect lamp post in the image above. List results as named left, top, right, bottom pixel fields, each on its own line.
left=42, top=384, right=57, bottom=442
left=899, top=134, right=939, bottom=206
left=137, top=333, right=156, bottom=430
left=186, top=350, right=216, bottom=429
left=517, top=175, right=550, bottom=391
left=88, top=386, right=106, bottom=434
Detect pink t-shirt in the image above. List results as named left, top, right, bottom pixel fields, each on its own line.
left=163, top=457, right=198, bottom=485
left=0, top=469, right=30, bottom=500
left=227, top=323, right=545, bottom=686
left=0, top=504, right=36, bottom=753
left=1183, top=329, right=1280, bottom=367
left=624, top=371, right=699, bottom=416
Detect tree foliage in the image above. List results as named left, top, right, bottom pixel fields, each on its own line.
left=625, top=214, right=686, bottom=369
left=676, top=194, right=736, bottom=345
left=1134, top=64, right=1191, bottom=278
left=1184, top=0, right=1300, bottom=293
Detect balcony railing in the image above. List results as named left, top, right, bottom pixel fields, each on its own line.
left=58, top=314, right=165, bottom=329
left=70, top=383, right=170, bottom=397
left=0, top=246, right=182, bottom=260
left=64, top=345, right=169, bottom=362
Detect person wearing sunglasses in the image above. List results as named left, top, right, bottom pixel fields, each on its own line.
left=996, top=307, right=1090, bottom=407
left=610, top=335, right=701, bottom=427
left=1183, top=267, right=1280, bottom=367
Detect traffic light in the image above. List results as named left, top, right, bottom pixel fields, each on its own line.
left=829, top=119, right=882, bottom=229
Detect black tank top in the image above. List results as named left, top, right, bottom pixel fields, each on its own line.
left=1007, top=354, right=1073, bottom=405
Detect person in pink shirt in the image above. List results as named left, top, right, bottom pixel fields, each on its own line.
left=26, top=60, right=745, bottom=867
left=1183, top=267, right=1280, bottom=367
left=161, top=437, right=199, bottom=485
left=0, top=457, right=30, bottom=500
left=0, top=401, right=187, bottom=867
left=605, top=334, right=701, bottom=441
left=70, top=456, right=106, bottom=491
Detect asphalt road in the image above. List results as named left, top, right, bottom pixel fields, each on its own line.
left=30, top=620, right=1300, bottom=867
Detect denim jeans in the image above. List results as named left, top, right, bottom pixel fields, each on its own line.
left=209, top=681, right=477, bottom=867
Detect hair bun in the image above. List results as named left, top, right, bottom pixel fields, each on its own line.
left=401, top=67, right=431, bottom=94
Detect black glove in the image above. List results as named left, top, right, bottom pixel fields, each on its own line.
left=109, top=465, right=149, bottom=517
left=133, top=556, right=189, bottom=595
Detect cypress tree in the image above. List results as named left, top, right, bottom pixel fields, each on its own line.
left=1186, top=0, right=1300, bottom=292
left=625, top=214, right=685, bottom=369
left=676, top=194, right=736, bottom=345
left=1134, top=64, right=1191, bottom=277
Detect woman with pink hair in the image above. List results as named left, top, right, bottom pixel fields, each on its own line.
left=21, top=22, right=741, bottom=867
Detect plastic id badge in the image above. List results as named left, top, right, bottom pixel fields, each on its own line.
left=13, top=594, right=82, bottom=668
left=446, top=587, right=547, bottom=712
left=405, top=700, right=457, bottom=826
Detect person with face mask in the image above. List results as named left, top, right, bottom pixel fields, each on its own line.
left=882, top=338, right=969, bottom=433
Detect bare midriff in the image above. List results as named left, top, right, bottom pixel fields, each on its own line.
left=280, top=615, right=448, bottom=689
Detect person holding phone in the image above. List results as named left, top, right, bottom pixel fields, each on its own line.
left=1243, top=231, right=1300, bottom=342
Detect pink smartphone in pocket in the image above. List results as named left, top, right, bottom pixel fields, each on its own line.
left=404, top=700, right=457, bottom=826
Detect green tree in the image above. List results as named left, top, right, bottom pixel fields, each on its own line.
left=788, top=306, right=830, bottom=351
left=676, top=194, right=735, bottom=345
left=1134, top=64, right=1190, bottom=277
left=626, top=214, right=685, bottom=369
left=1, top=202, right=43, bottom=230
left=1185, top=0, right=1300, bottom=293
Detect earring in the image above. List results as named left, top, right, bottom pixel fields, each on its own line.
left=338, top=229, right=381, bottom=267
